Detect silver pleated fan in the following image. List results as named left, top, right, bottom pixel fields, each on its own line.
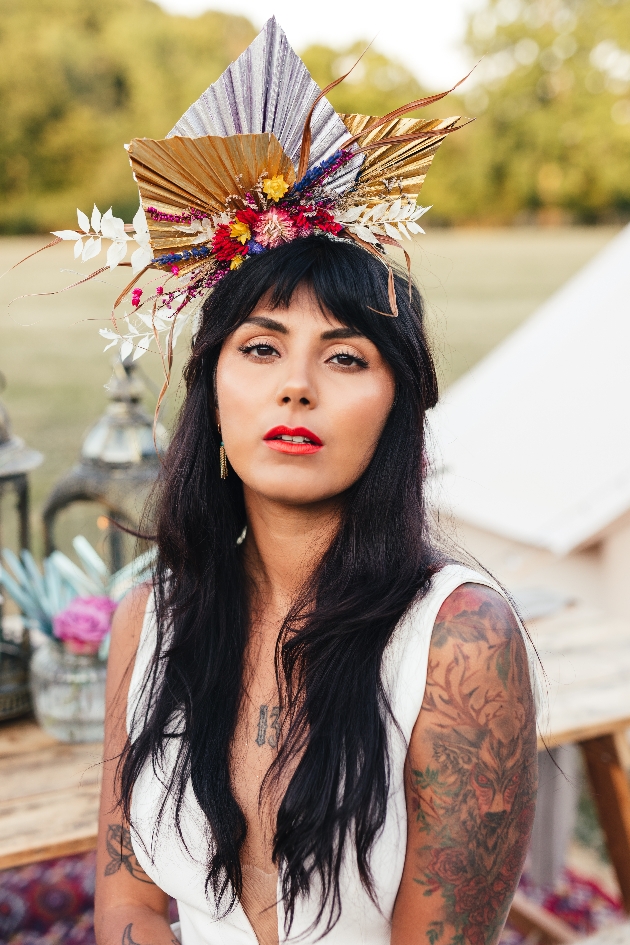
left=167, top=16, right=362, bottom=193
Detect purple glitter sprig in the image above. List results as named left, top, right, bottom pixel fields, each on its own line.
left=146, top=206, right=209, bottom=224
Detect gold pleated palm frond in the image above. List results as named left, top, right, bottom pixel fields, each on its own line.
left=126, top=132, right=296, bottom=270
left=339, top=114, right=466, bottom=206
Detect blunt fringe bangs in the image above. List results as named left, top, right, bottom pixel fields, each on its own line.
left=119, top=235, right=441, bottom=937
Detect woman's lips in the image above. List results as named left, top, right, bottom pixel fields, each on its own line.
left=264, top=425, right=323, bottom=455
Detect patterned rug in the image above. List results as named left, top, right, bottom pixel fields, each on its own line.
left=502, top=869, right=624, bottom=944
left=0, top=853, right=624, bottom=944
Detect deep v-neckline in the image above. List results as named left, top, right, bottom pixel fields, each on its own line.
left=237, top=864, right=281, bottom=945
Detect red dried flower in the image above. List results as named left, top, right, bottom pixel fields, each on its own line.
left=212, top=224, right=241, bottom=261
left=312, top=207, right=343, bottom=235
left=235, top=208, right=259, bottom=228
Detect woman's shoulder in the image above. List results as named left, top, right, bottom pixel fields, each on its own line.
left=111, top=582, right=153, bottom=651
left=108, top=582, right=154, bottom=686
left=385, top=565, right=522, bottom=683
left=432, top=580, right=520, bottom=649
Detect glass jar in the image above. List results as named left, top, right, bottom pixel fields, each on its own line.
left=30, top=638, right=106, bottom=742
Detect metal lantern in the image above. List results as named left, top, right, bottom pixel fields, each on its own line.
left=0, top=381, right=43, bottom=721
left=42, top=357, right=168, bottom=571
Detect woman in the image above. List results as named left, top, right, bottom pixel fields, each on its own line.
left=94, top=236, right=537, bottom=945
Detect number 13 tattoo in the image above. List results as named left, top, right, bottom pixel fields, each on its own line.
left=256, top=704, right=280, bottom=748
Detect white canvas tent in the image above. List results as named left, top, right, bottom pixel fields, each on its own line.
left=428, top=224, right=630, bottom=557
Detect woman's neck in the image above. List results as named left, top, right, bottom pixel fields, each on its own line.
left=242, top=488, right=340, bottom=625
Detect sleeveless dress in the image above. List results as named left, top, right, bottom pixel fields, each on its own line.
left=126, top=563, right=540, bottom=945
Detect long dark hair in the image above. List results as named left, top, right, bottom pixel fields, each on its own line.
left=119, top=235, right=441, bottom=935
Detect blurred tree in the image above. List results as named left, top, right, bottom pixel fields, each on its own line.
left=302, top=42, right=429, bottom=116
left=3, top=0, right=628, bottom=231
left=423, top=0, right=630, bottom=223
left=0, top=0, right=255, bottom=232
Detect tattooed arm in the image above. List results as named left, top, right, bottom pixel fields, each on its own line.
left=391, top=584, right=538, bottom=945
left=94, top=587, right=177, bottom=945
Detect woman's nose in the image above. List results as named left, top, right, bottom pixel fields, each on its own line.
left=276, top=362, right=317, bottom=408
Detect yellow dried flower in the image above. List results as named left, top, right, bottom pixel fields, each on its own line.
left=262, top=175, right=289, bottom=202
left=230, top=220, right=251, bottom=244
left=230, top=254, right=244, bottom=270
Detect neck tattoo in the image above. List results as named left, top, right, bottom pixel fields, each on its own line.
left=256, top=704, right=280, bottom=748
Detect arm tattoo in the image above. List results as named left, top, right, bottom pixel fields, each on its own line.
left=411, top=586, right=537, bottom=945
left=121, top=924, right=179, bottom=945
left=255, top=704, right=280, bottom=748
left=122, top=925, right=142, bottom=945
left=105, top=824, right=153, bottom=884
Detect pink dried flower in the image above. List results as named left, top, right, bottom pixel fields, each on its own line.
left=156, top=286, right=164, bottom=296
left=170, top=265, right=180, bottom=275
left=253, top=207, right=296, bottom=249
left=53, top=596, right=117, bottom=656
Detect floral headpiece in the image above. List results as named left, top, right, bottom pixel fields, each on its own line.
left=41, top=18, right=466, bottom=392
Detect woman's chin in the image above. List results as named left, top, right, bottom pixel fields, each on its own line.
left=241, top=474, right=346, bottom=509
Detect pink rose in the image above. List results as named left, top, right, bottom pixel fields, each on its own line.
left=53, top=596, right=117, bottom=655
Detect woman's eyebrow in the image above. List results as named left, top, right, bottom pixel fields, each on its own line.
left=243, top=315, right=288, bottom=333
left=321, top=327, right=364, bottom=340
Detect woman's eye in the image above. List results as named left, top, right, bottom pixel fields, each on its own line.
left=328, top=352, right=368, bottom=368
left=240, top=343, right=279, bottom=358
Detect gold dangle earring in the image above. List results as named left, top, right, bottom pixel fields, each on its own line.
left=218, top=426, right=228, bottom=479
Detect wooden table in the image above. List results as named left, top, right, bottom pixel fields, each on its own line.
left=0, top=602, right=629, bottom=944
left=508, top=603, right=630, bottom=943
left=0, top=718, right=101, bottom=870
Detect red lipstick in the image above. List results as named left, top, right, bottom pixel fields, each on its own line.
left=264, top=425, right=323, bottom=455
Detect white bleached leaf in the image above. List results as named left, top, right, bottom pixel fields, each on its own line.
left=107, top=240, right=128, bottom=269
left=132, top=204, right=149, bottom=238
left=352, top=224, right=380, bottom=244
left=397, top=222, right=411, bottom=240
left=120, top=340, right=134, bottom=361
left=412, top=204, right=431, bottom=220
left=407, top=221, right=425, bottom=234
left=52, top=230, right=83, bottom=240
left=101, top=209, right=128, bottom=242
left=172, top=310, right=190, bottom=346
left=136, top=311, right=154, bottom=330
left=91, top=205, right=102, bottom=233
left=82, top=236, right=102, bottom=261
left=369, top=203, right=388, bottom=222
left=73, top=238, right=84, bottom=259
left=132, top=340, right=150, bottom=360
left=337, top=205, right=365, bottom=223
left=174, top=221, right=202, bottom=234
left=131, top=244, right=152, bottom=274
left=77, top=209, right=91, bottom=234
left=384, top=222, right=401, bottom=240
left=192, top=231, right=213, bottom=245
left=99, top=329, right=120, bottom=352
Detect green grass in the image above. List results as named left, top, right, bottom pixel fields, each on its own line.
left=0, top=227, right=620, bottom=559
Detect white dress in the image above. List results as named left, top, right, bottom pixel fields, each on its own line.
left=127, top=563, right=539, bottom=945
